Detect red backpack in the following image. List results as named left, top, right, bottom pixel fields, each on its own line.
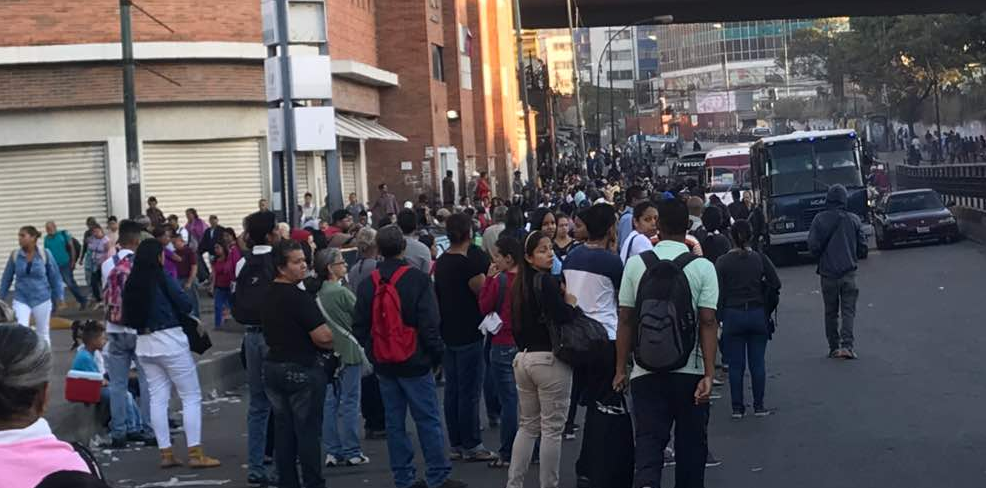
left=370, top=266, right=417, bottom=364
left=103, top=254, right=134, bottom=325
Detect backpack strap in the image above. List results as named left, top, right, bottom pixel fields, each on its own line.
left=70, top=441, right=104, bottom=480
left=639, top=249, right=660, bottom=271
left=671, top=252, right=699, bottom=270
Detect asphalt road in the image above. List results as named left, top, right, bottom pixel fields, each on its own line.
left=100, top=239, right=986, bottom=488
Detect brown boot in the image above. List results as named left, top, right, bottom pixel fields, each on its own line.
left=160, top=447, right=183, bottom=468
left=187, top=445, right=221, bottom=468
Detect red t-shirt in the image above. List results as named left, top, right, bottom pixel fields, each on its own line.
left=174, top=246, right=197, bottom=279
left=478, top=271, right=517, bottom=346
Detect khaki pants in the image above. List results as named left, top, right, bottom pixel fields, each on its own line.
left=507, top=351, right=572, bottom=488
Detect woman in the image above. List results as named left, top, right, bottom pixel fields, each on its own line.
left=715, top=220, right=781, bottom=419
left=122, top=239, right=220, bottom=469
left=502, top=206, right=527, bottom=242
left=210, top=242, right=235, bottom=330
left=552, top=213, right=576, bottom=260
left=315, top=248, right=369, bottom=467
left=618, top=202, right=658, bottom=264
left=347, top=227, right=379, bottom=293
left=1, top=226, right=63, bottom=345
left=184, top=209, right=207, bottom=250
left=261, top=240, right=335, bottom=488
left=529, top=208, right=562, bottom=276
left=507, top=231, right=577, bottom=488
left=478, top=237, right=522, bottom=469
left=0, top=325, right=95, bottom=488
left=699, top=206, right=733, bottom=265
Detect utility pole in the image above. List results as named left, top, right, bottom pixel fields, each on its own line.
left=274, top=0, right=299, bottom=226
left=565, top=0, right=587, bottom=167
left=512, top=0, right=537, bottom=186
left=120, top=0, right=141, bottom=219
left=609, top=45, right=615, bottom=154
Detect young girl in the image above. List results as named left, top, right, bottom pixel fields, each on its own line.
left=86, top=225, right=110, bottom=308
left=211, top=243, right=235, bottom=330
left=70, top=321, right=143, bottom=437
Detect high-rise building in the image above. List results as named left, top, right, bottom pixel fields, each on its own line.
left=537, top=29, right=576, bottom=95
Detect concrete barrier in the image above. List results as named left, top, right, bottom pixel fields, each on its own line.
left=955, top=205, right=986, bottom=245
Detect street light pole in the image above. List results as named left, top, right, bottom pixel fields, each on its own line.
left=714, top=23, right=734, bottom=132
left=565, top=0, right=587, bottom=167
left=120, top=0, right=141, bottom=219
left=512, top=0, right=537, bottom=185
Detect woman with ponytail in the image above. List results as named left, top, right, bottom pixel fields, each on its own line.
left=507, top=231, right=577, bottom=488
left=715, top=220, right=781, bottom=420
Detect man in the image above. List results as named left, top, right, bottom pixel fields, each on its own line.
left=617, top=185, right=648, bottom=249
left=807, top=184, right=867, bottom=360
left=442, top=171, right=457, bottom=208
left=614, top=198, right=719, bottom=488
left=167, top=214, right=190, bottom=244
left=475, top=171, right=491, bottom=203
left=258, top=198, right=270, bottom=212
left=325, top=210, right=356, bottom=248
left=726, top=189, right=749, bottom=222
left=511, top=171, right=524, bottom=201
left=172, top=234, right=199, bottom=317
left=101, top=220, right=155, bottom=449
left=146, top=196, right=166, bottom=228
left=481, top=206, right=508, bottom=257
left=433, top=214, right=494, bottom=463
left=371, top=184, right=399, bottom=225
left=562, top=204, right=624, bottom=487
left=199, top=215, right=222, bottom=259
left=397, top=209, right=432, bottom=275
left=300, top=192, right=319, bottom=229
left=346, top=193, right=367, bottom=222
left=431, top=208, right=452, bottom=257
left=44, top=221, right=87, bottom=309
left=466, top=173, right=479, bottom=203
left=686, top=197, right=705, bottom=233
left=233, top=210, right=281, bottom=486
left=353, top=225, right=466, bottom=488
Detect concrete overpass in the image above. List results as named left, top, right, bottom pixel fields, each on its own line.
left=520, top=0, right=986, bottom=27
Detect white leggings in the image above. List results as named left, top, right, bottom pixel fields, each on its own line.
left=139, top=350, right=203, bottom=449
left=12, top=300, right=52, bottom=345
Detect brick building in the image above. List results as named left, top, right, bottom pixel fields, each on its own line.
left=0, top=0, right=529, bottom=268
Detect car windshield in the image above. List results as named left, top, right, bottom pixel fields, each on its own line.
left=709, top=167, right=750, bottom=192
left=886, top=192, right=943, bottom=213
left=767, top=137, right=863, bottom=195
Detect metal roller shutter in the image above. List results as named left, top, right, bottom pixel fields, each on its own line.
left=0, top=143, right=108, bottom=285
left=340, top=141, right=359, bottom=201
left=143, top=139, right=263, bottom=227
left=295, top=155, right=311, bottom=203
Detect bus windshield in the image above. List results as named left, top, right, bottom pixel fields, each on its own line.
left=766, top=137, right=862, bottom=195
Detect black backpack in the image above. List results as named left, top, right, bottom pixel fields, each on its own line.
left=232, top=252, right=274, bottom=325
left=633, top=251, right=699, bottom=372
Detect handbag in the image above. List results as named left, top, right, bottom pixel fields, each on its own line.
left=162, top=277, right=212, bottom=354
left=316, top=294, right=373, bottom=377
left=755, top=251, right=781, bottom=339
left=532, top=273, right=609, bottom=367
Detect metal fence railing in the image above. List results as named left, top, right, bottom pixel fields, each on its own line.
left=896, top=164, right=986, bottom=211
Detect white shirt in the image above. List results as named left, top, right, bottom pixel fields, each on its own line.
left=619, top=230, right=653, bottom=265
left=101, top=249, right=136, bottom=334
left=235, top=245, right=272, bottom=278
left=136, top=328, right=189, bottom=357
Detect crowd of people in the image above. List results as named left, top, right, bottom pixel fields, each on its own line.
left=0, top=156, right=872, bottom=488
left=902, top=127, right=986, bottom=165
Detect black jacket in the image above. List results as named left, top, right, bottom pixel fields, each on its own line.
left=353, top=257, right=444, bottom=378
left=807, top=185, right=867, bottom=278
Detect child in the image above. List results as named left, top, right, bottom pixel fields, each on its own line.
left=71, top=321, right=143, bottom=438
left=211, top=242, right=235, bottom=329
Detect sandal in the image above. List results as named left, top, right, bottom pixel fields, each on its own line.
left=463, top=450, right=497, bottom=462
left=488, top=458, right=509, bottom=468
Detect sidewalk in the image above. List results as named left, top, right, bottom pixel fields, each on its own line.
left=44, top=292, right=246, bottom=443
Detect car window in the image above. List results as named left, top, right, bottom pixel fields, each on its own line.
left=887, top=192, right=943, bottom=213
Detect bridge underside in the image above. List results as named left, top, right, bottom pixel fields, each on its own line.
left=521, top=0, right=986, bottom=28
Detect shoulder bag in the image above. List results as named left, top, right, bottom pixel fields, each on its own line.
left=162, top=276, right=212, bottom=354
left=316, top=294, right=373, bottom=377
left=532, top=273, right=609, bottom=367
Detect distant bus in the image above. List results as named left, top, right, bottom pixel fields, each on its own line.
left=749, top=129, right=872, bottom=260
left=704, top=144, right=752, bottom=204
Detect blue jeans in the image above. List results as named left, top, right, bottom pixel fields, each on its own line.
left=213, top=287, right=231, bottom=328
left=489, top=344, right=518, bottom=460
left=244, top=331, right=272, bottom=477
left=442, top=340, right=486, bottom=453
left=483, top=338, right=501, bottom=422
left=721, top=306, right=769, bottom=413
left=106, top=333, right=152, bottom=440
left=59, top=264, right=87, bottom=306
left=264, top=361, right=327, bottom=488
left=323, top=364, right=363, bottom=459
left=100, top=386, right=141, bottom=433
left=378, top=373, right=451, bottom=488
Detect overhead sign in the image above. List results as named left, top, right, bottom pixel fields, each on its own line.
left=264, top=55, right=333, bottom=102
left=267, top=107, right=337, bottom=152
left=261, top=0, right=328, bottom=45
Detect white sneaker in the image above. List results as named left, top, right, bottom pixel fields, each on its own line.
left=325, top=454, right=340, bottom=467
left=346, top=454, right=370, bottom=466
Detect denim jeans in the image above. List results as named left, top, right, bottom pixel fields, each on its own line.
left=213, top=287, right=231, bottom=328
left=442, top=340, right=486, bottom=453
left=181, top=280, right=200, bottom=317
left=106, top=333, right=152, bottom=440
left=630, top=373, right=709, bottom=488
left=361, top=373, right=386, bottom=432
left=89, top=269, right=102, bottom=303
left=821, top=271, right=858, bottom=350
left=264, top=360, right=327, bottom=488
left=244, top=331, right=272, bottom=478
left=721, top=306, right=769, bottom=413
left=100, top=386, right=141, bottom=433
left=378, top=373, right=451, bottom=488
left=323, top=364, right=363, bottom=459
left=483, top=338, right=501, bottom=422
left=489, top=344, right=518, bottom=460
left=59, top=264, right=87, bottom=306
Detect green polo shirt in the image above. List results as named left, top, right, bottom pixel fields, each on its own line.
left=619, top=240, right=719, bottom=378
left=316, top=279, right=362, bottom=366
left=44, top=230, right=72, bottom=267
